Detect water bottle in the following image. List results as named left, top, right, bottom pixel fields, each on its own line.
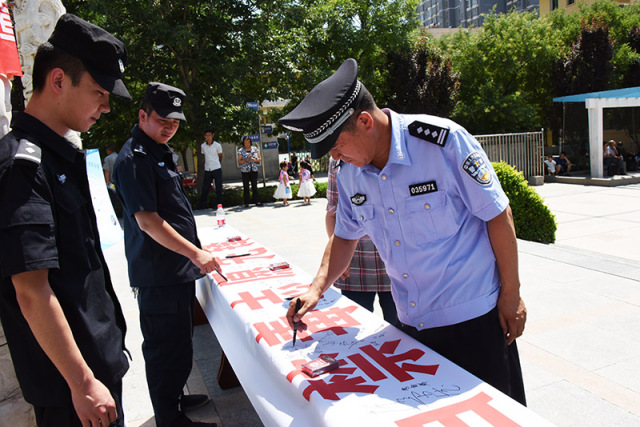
left=216, top=204, right=226, bottom=226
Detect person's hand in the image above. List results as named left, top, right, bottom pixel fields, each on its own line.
left=192, top=249, right=221, bottom=274
left=71, top=377, right=117, bottom=427
left=339, top=266, right=351, bottom=281
left=286, top=288, right=322, bottom=331
left=497, top=290, right=526, bottom=345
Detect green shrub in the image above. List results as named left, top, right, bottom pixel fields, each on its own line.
left=493, top=162, right=557, bottom=243
left=313, top=181, right=328, bottom=198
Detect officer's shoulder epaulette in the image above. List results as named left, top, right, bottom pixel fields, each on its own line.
left=133, top=144, right=147, bottom=156
left=13, top=139, right=42, bottom=165
left=407, top=120, right=450, bottom=148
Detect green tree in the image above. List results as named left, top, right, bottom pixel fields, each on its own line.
left=270, top=0, right=420, bottom=152
left=548, top=0, right=640, bottom=90
left=65, top=0, right=419, bottom=160
left=443, top=9, right=563, bottom=134
left=64, top=1, right=288, bottom=157
left=381, top=30, right=459, bottom=117
left=544, top=1, right=640, bottom=157
left=554, top=18, right=614, bottom=97
left=551, top=18, right=615, bottom=155
left=620, top=28, right=640, bottom=88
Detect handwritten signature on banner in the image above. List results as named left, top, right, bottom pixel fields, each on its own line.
left=255, top=305, right=360, bottom=346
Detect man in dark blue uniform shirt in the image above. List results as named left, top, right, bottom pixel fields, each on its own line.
left=0, top=14, right=131, bottom=426
left=113, top=82, right=219, bottom=427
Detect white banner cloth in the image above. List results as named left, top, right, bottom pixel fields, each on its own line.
left=86, top=149, right=122, bottom=249
left=196, top=226, right=552, bottom=427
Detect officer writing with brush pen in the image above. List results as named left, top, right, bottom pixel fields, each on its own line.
left=283, top=58, right=527, bottom=405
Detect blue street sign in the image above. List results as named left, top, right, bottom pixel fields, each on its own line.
left=249, top=134, right=260, bottom=143
left=262, top=125, right=273, bottom=134
left=262, top=141, right=278, bottom=150
left=246, top=102, right=259, bottom=111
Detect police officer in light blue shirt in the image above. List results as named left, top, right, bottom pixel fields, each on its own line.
left=281, top=58, right=526, bottom=405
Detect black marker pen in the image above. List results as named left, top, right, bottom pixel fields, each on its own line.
left=225, top=253, right=251, bottom=258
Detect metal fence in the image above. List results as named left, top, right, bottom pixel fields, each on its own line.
left=309, top=129, right=545, bottom=178
left=475, top=129, right=545, bottom=179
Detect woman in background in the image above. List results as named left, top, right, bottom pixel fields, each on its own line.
left=238, top=136, right=263, bottom=207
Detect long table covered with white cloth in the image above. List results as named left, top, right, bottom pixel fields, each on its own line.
left=195, top=225, right=551, bottom=427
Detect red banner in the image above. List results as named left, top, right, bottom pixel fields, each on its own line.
left=0, top=1, right=22, bottom=77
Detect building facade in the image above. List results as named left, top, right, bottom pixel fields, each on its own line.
left=417, top=0, right=539, bottom=28
left=538, top=0, right=632, bottom=16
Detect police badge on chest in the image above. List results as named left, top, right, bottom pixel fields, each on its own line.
left=350, top=193, right=366, bottom=205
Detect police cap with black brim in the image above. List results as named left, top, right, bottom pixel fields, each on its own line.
left=278, top=58, right=367, bottom=159
left=143, top=82, right=187, bottom=121
left=48, top=14, right=131, bottom=101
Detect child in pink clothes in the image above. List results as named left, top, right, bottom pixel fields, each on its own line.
left=273, top=161, right=291, bottom=206
left=297, top=167, right=316, bottom=205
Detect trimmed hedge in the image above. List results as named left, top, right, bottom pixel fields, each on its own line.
left=493, top=161, right=556, bottom=243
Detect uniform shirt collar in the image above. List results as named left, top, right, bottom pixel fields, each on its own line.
left=384, top=108, right=411, bottom=167
left=358, top=109, right=410, bottom=176
left=12, top=112, right=83, bottom=164
left=131, top=124, right=175, bottom=163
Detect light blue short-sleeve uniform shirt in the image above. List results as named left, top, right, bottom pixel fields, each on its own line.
left=334, top=109, right=509, bottom=330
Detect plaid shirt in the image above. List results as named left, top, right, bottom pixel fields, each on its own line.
left=327, top=158, right=391, bottom=292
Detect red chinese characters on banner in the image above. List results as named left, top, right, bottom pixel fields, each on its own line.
left=254, top=306, right=359, bottom=347
left=286, top=340, right=440, bottom=401
left=218, top=266, right=297, bottom=287
left=304, top=374, right=379, bottom=401
left=204, top=238, right=254, bottom=252
left=358, top=340, right=439, bottom=381
left=0, top=1, right=22, bottom=77
left=231, top=289, right=281, bottom=310
left=395, top=391, right=521, bottom=427
left=230, top=282, right=310, bottom=310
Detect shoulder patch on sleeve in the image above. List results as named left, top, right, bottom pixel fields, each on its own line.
left=462, top=151, right=493, bottom=186
left=408, top=120, right=449, bottom=147
left=13, top=139, right=41, bottom=165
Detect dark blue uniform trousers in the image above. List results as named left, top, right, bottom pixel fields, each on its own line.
left=341, top=290, right=398, bottom=327
left=199, top=168, right=223, bottom=208
left=400, top=306, right=526, bottom=406
left=138, top=283, right=195, bottom=426
left=34, top=381, right=124, bottom=426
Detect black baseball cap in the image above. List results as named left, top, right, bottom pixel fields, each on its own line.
left=48, top=14, right=131, bottom=100
left=142, top=82, right=187, bottom=121
left=278, top=58, right=368, bottom=159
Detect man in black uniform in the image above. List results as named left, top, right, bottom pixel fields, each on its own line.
left=113, top=82, right=219, bottom=427
left=0, top=14, right=131, bottom=427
